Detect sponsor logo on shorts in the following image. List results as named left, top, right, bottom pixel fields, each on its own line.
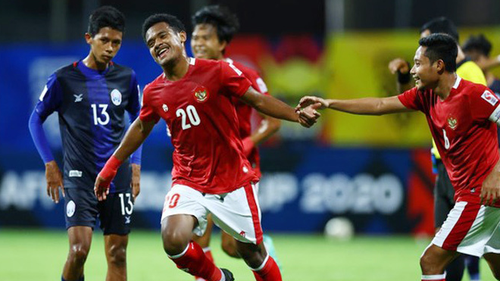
left=125, top=216, right=131, bottom=224
left=239, top=230, right=246, bottom=237
left=69, top=170, right=82, bottom=177
left=74, top=94, right=83, bottom=103
left=66, top=200, right=76, bottom=217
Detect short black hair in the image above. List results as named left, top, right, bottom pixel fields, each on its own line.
left=142, top=13, right=186, bottom=42
left=420, top=17, right=459, bottom=42
left=462, top=34, right=492, bottom=57
left=88, top=6, right=125, bottom=36
left=419, top=33, right=458, bottom=72
left=192, top=5, right=240, bottom=44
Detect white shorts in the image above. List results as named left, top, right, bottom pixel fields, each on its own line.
left=161, top=182, right=263, bottom=244
left=432, top=201, right=500, bottom=257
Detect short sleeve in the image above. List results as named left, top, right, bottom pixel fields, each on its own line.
left=139, top=84, right=161, bottom=123
left=397, top=87, right=424, bottom=112
left=35, top=73, right=63, bottom=120
left=469, top=87, right=500, bottom=122
left=220, top=61, right=252, bottom=98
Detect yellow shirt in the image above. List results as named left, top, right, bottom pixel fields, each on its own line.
left=431, top=60, right=487, bottom=159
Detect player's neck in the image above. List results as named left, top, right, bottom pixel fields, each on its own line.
left=82, top=54, right=109, bottom=71
left=163, top=55, right=190, bottom=81
left=434, top=72, right=457, bottom=100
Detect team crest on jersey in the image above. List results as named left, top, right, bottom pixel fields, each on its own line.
left=447, top=116, right=458, bottom=130
left=110, top=89, right=122, bottom=106
left=193, top=86, right=209, bottom=103
left=481, top=90, right=498, bottom=106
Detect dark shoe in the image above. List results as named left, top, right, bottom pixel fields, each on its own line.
left=221, top=268, right=235, bottom=281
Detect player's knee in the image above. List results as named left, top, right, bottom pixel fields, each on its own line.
left=419, top=253, right=442, bottom=274
left=162, top=229, right=189, bottom=255
left=107, top=244, right=127, bottom=267
left=68, top=244, right=90, bottom=265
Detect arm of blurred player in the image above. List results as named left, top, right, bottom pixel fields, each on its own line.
left=296, top=95, right=412, bottom=115
left=242, top=113, right=281, bottom=157
left=481, top=158, right=500, bottom=206
left=95, top=118, right=155, bottom=201
left=388, top=58, right=413, bottom=93
left=240, top=86, right=320, bottom=128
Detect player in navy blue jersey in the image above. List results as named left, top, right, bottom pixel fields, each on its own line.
left=28, top=6, right=141, bottom=281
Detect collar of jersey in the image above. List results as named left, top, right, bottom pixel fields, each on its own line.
left=76, top=60, right=111, bottom=78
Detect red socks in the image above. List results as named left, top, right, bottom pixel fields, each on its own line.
left=170, top=242, right=222, bottom=281
left=252, top=256, right=282, bottom=281
left=194, top=248, right=215, bottom=281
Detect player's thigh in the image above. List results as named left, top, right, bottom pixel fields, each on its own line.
left=483, top=253, right=500, bottom=279
left=420, top=243, right=459, bottom=271
left=161, top=185, right=207, bottom=243
left=209, top=182, right=263, bottom=245
left=67, top=226, right=93, bottom=253
left=64, top=188, right=99, bottom=230
left=98, top=188, right=133, bottom=235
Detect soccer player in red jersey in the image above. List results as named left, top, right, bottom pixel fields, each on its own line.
left=189, top=6, right=282, bottom=278
left=297, top=33, right=500, bottom=281
left=94, top=13, right=319, bottom=281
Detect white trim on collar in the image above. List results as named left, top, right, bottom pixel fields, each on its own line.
left=189, top=57, right=196, bottom=65
left=453, top=75, right=461, bottom=89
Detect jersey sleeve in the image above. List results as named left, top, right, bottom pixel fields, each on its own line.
left=397, top=87, right=424, bottom=112
left=139, top=84, right=161, bottom=123
left=34, top=73, right=63, bottom=120
left=220, top=61, right=252, bottom=98
left=126, top=71, right=143, bottom=165
left=469, top=87, right=500, bottom=123
left=28, top=73, right=62, bottom=164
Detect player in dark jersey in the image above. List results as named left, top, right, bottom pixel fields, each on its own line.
left=189, top=6, right=282, bottom=279
left=28, top=6, right=141, bottom=281
left=94, top=13, right=319, bottom=281
left=297, top=34, right=500, bottom=281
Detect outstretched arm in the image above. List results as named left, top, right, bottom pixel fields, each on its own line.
left=94, top=118, right=155, bottom=201
left=240, top=86, right=320, bottom=128
left=296, top=95, right=412, bottom=115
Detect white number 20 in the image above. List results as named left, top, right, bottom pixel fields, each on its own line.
left=176, top=105, right=201, bottom=130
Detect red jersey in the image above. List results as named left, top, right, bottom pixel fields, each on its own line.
left=140, top=58, right=257, bottom=194
left=226, top=58, right=270, bottom=179
left=398, top=77, right=500, bottom=206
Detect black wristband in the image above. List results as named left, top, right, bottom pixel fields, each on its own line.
left=396, top=61, right=411, bottom=84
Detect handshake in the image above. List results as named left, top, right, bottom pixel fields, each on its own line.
left=295, top=96, right=328, bottom=128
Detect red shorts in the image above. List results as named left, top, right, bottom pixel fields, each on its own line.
left=432, top=201, right=500, bottom=257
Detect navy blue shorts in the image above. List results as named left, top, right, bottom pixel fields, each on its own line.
left=64, top=187, right=134, bottom=235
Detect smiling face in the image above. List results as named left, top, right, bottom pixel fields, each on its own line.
left=410, top=46, right=440, bottom=90
left=85, top=27, right=123, bottom=65
left=145, top=22, right=187, bottom=67
left=191, top=24, right=226, bottom=60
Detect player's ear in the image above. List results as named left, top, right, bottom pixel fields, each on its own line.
left=85, top=33, right=93, bottom=44
left=179, top=31, right=187, bottom=44
left=219, top=40, right=227, bottom=53
left=436, top=59, right=445, bottom=74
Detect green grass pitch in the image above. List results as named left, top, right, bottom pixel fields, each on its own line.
left=0, top=229, right=495, bottom=280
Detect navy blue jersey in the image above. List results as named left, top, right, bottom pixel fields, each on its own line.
left=33, top=61, right=141, bottom=193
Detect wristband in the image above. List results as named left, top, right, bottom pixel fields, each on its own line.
left=397, top=61, right=412, bottom=84
left=98, top=155, right=123, bottom=188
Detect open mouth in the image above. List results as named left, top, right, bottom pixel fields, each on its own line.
left=157, top=47, right=170, bottom=60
